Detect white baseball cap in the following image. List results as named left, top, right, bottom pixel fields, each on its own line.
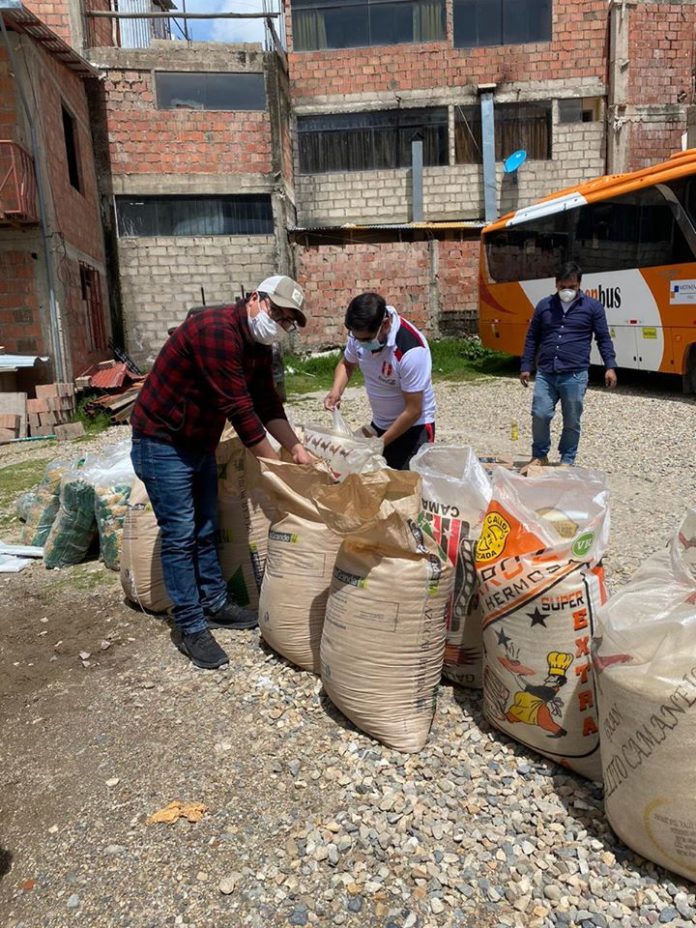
left=257, top=275, right=306, bottom=328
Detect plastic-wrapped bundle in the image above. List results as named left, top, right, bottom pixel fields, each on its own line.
left=301, top=410, right=386, bottom=481
left=15, top=490, right=37, bottom=523
left=43, top=469, right=97, bottom=569
left=20, top=460, right=71, bottom=546
left=95, top=483, right=132, bottom=571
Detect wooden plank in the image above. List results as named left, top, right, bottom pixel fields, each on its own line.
left=55, top=422, right=85, bottom=441
left=0, top=393, right=27, bottom=439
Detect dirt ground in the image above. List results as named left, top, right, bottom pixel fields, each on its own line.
left=1, top=376, right=695, bottom=928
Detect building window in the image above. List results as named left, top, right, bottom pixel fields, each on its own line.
left=61, top=105, right=82, bottom=192
left=455, top=101, right=552, bottom=164
left=453, top=0, right=551, bottom=49
left=558, top=97, right=601, bottom=124
left=298, top=108, right=448, bottom=173
left=80, top=263, right=107, bottom=352
left=155, top=72, right=266, bottom=111
left=292, top=0, right=446, bottom=52
left=115, top=195, right=274, bottom=237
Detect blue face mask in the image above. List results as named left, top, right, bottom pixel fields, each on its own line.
left=361, top=337, right=385, bottom=352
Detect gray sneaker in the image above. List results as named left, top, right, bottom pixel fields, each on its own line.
left=207, top=601, right=258, bottom=630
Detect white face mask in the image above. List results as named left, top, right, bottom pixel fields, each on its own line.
left=248, top=307, right=286, bottom=346
left=558, top=288, right=578, bottom=304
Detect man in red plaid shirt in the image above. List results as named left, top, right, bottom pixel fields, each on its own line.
left=131, top=275, right=314, bottom=670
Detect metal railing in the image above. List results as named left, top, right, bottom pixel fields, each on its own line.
left=0, top=141, right=38, bottom=223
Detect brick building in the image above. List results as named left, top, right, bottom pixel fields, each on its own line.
left=0, top=1, right=110, bottom=383
left=6, top=0, right=696, bottom=363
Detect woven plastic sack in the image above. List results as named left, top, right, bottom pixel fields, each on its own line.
left=20, top=459, right=72, bottom=546
left=216, top=435, right=277, bottom=610
left=257, top=458, right=340, bottom=672
left=302, top=409, right=386, bottom=481
left=315, top=469, right=453, bottom=753
left=593, top=509, right=696, bottom=880
left=120, top=476, right=171, bottom=613
left=411, top=444, right=491, bottom=689
left=43, top=463, right=98, bottom=569
left=476, top=467, right=609, bottom=780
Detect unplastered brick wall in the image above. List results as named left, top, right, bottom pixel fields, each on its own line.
left=92, top=45, right=274, bottom=177
left=0, top=47, right=18, bottom=135
left=628, top=3, right=694, bottom=106
left=0, top=247, right=45, bottom=356
left=628, top=110, right=687, bottom=170
left=25, top=0, right=73, bottom=47
left=294, top=238, right=480, bottom=348
left=118, top=235, right=278, bottom=364
left=286, top=0, right=608, bottom=99
left=33, top=44, right=106, bottom=262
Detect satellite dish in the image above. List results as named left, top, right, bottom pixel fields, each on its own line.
left=503, top=149, right=527, bottom=173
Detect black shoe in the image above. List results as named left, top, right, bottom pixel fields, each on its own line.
left=178, top=629, right=229, bottom=669
left=207, top=601, right=258, bottom=630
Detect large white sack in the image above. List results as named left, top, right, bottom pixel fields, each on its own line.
left=593, top=509, right=696, bottom=881
left=257, top=459, right=341, bottom=673
left=476, top=467, right=609, bottom=780
left=315, top=469, right=453, bottom=753
left=411, top=443, right=491, bottom=688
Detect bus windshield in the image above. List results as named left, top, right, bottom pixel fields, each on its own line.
left=485, top=178, right=696, bottom=283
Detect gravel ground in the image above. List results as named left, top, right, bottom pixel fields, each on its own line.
left=1, top=374, right=695, bottom=928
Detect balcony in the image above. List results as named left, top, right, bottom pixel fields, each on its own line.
left=0, top=141, right=38, bottom=224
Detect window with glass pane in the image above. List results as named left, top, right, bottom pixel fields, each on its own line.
left=455, top=101, right=550, bottom=164
left=155, top=72, right=266, bottom=111
left=292, top=0, right=445, bottom=51
left=453, top=0, right=551, bottom=49
left=298, top=108, right=448, bottom=173
left=115, top=196, right=274, bottom=237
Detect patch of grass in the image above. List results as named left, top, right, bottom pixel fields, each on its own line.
left=283, top=338, right=515, bottom=395
left=75, top=394, right=112, bottom=435
left=0, top=458, right=51, bottom=509
left=50, top=560, right=114, bottom=592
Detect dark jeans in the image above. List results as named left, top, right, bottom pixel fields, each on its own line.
left=372, top=422, right=435, bottom=470
left=131, top=434, right=227, bottom=635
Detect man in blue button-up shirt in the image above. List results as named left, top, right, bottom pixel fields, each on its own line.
left=520, top=261, right=617, bottom=465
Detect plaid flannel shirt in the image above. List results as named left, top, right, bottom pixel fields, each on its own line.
left=131, top=300, right=285, bottom=451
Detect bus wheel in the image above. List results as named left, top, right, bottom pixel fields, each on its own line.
left=684, top=345, right=696, bottom=394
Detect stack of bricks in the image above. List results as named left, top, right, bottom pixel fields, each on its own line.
left=27, top=383, right=77, bottom=437
left=0, top=413, right=21, bottom=444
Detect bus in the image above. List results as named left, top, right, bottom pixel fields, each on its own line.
left=478, top=150, right=696, bottom=391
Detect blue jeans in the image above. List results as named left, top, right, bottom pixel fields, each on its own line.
left=131, top=434, right=227, bottom=635
left=531, top=370, right=589, bottom=464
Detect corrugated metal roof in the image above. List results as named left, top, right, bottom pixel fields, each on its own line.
left=0, top=1, right=98, bottom=78
left=0, top=353, right=49, bottom=371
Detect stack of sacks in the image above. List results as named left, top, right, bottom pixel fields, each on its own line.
left=476, top=467, right=609, bottom=780
left=257, top=459, right=341, bottom=672
left=412, top=444, right=491, bottom=688
left=215, top=435, right=277, bottom=610
left=315, top=469, right=453, bottom=753
left=594, top=509, right=696, bottom=881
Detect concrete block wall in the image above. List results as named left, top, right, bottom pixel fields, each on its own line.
left=117, top=235, right=278, bottom=365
